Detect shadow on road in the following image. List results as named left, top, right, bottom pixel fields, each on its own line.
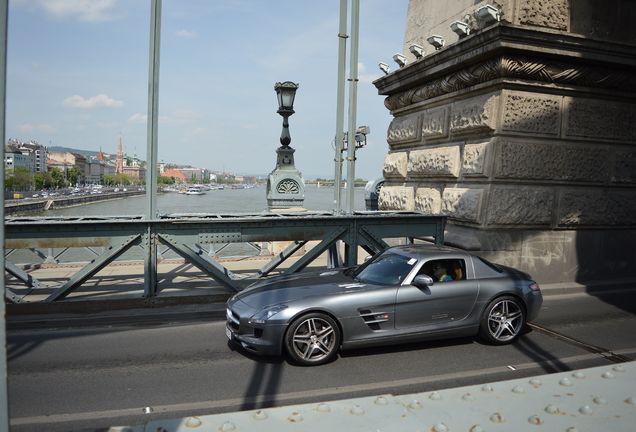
left=226, top=341, right=285, bottom=411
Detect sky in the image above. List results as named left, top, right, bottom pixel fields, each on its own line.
left=6, top=0, right=409, bottom=180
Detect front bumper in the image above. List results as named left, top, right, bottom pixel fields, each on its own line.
left=226, top=301, right=286, bottom=356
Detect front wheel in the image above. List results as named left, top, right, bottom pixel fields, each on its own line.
left=479, top=296, right=525, bottom=345
left=285, top=313, right=341, bottom=366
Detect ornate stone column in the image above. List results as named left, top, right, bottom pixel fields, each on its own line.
left=374, top=0, right=636, bottom=284
left=266, top=145, right=305, bottom=209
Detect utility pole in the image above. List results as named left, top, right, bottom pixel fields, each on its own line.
left=333, top=0, right=348, bottom=214
left=345, top=0, right=360, bottom=214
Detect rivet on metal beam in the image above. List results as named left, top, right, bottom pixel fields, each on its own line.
left=316, top=403, right=331, bottom=413
left=572, top=371, right=586, bottom=379
left=374, top=396, right=389, bottom=406
left=489, top=412, right=505, bottom=423
left=529, top=378, right=542, bottom=388
left=408, top=399, right=422, bottom=409
left=185, top=416, right=202, bottom=427
left=462, top=393, right=474, bottom=401
left=559, top=377, right=573, bottom=386
left=613, top=365, right=626, bottom=372
left=625, top=396, right=636, bottom=405
left=528, top=415, right=543, bottom=425
left=579, top=405, right=593, bottom=415
left=288, top=411, right=303, bottom=422
left=429, top=391, right=442, bottom=400
left=545, top=404, right=560, bottom=414
left=593, top=396, right=608, bottom=405
left=432, top=423, right=448, bottom=432
left=481, top=384, right=494, bottom=392
left=253, top=410, right=268, bottom=420
left=219, top=421, right=236, bottom=431
left=469, top=425, right=485, bottom=432
left=350, top=405, right=365, bottom=415
left=512, top=385, right=525, bottom=394
left=602, top=371, right=615, bottom=379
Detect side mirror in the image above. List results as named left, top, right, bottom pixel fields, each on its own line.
left=364, top=255, right=373, bottom=262
left=412, top=274, right=434, bottom=288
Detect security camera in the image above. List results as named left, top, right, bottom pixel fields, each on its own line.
left=408, top=43, right=425, bottom=59
left=393, top=53, right=407, bottom=68
left=426, top=35, right=445, bottom=50
left=378, top=62, right=390, bottom=75
left=356, top=125, right=370, bottom=135
left=450, top=20, right=470, bottom=37
left=475, top=4, right=500, bottom=25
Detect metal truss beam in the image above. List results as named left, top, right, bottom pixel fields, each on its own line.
left=46, top=235, right=141, bottom=302
left=284, top=227, right=347, bottom=275
left=157, top=234, right=239, bottom=292
left=259, top=240, right=306, bottom=277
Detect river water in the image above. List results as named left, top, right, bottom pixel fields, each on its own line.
left=44, top=185, right=367, bottom=217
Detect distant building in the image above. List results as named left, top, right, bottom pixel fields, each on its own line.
left=162, top=168, right=187, bottom=183
left=48, top=151, right=87, bottom=182
left=5, top=147, right=35, bottom=172
left=179, top=167, right=209, bottom=183
left=5, top=139, right=48, bottom=173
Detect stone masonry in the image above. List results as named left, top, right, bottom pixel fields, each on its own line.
left=374, top=0, right=636, bottom=284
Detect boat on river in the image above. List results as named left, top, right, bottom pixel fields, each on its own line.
left=185, top=186, right=205, bottom=195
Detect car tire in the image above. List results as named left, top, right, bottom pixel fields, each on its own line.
left=479, top=295, right=526, bottom=345
left=285, top=313, right=341, bottom=366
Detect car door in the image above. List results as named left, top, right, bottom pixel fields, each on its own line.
left=394, top=256, right=479, bottom=329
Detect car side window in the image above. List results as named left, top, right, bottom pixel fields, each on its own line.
left=419, top=259, right=466, bottom=283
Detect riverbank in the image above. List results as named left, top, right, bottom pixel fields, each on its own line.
left=4, top=190, right=145, bottom=215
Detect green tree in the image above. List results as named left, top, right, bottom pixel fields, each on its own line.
left=158, top=176, right=175, bottom=185
left=50, top=168, right=67, bottom=188
left=67, top=166, right=82, bottom=186
left=34, top=171, right=54, bottom=190
left=13, top=167, right=34, bottom=190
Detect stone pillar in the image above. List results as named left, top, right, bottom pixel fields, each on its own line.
left=266, top=145, right=305, bottom=209
left=374, top=0, right=636, bottom=284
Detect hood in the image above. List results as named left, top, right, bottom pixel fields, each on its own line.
left=235, top=269, right=362, bottom=308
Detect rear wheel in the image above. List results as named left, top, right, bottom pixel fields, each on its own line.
left=285, top=313, right=341, bottom=366
left=479, top=296, right=525, bottom=345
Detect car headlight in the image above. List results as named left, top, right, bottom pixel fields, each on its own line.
left=248, top=304, right=288, bottom=325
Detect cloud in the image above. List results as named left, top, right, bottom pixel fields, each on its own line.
left=13, top=0, right=119, bottom=22
left=357, top=62, right=381, bottom=84
left=63, top=94, right=124, bottom=109
left=175, top=29, right=195, bottom=39
left=17, top=123, right=56, bottom=134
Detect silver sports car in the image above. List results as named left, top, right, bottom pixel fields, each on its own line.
left=226, top=243, right=543, bottom=366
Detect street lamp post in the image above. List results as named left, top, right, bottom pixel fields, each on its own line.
left=266, top=81, right=305, bottom=210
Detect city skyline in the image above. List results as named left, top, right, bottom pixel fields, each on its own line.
left=6, top=0, right=408, bottom=179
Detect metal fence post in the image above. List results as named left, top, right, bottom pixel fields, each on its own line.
left=0, top=0, right=10, bottom=427
left=144, top=0, right=161, bottom=297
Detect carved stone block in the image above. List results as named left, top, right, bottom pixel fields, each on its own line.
left=494, top=140, right=610, bottom=183
left=517, top=0, right=569, bottom=31
left=558, top=190, right=636, bottom=226
left=408, top=146, right=461, bottom=178
left=421, top=106, right=448, bottom=140
left=442, top=188, right=483, bottom=222
left=565, top=98, right=636, bottom=142
left=462, top=142, right=490, bottom=176
left=378, top=185, right=415, bottom=211
left=486, top=187, right=554, bottom=226
left=382, top=152, right=408, bottom=179
left=415, top=188, right=442, bottom=214
left=613, top=151, right=636, bottom=183
left=387, top=112, right=420, bottom=146
left=502, top=93, right=561, bottom=135
left=450, top=93, right=499, bottom=135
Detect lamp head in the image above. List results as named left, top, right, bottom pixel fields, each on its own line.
left=426, top=35, right=445, bottom=50
left=274, top=81, right=299, bottom=114
left=378, top=62, right=390, bottom=75
left=393, top=53, right=407, bottom=68
left=408, top=44, right=425, bottom=59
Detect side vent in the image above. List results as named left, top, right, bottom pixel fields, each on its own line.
left=359, top=309, right=390, bottom=331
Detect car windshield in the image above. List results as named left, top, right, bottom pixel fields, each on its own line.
left=355, top=253, right=416, bottom=285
